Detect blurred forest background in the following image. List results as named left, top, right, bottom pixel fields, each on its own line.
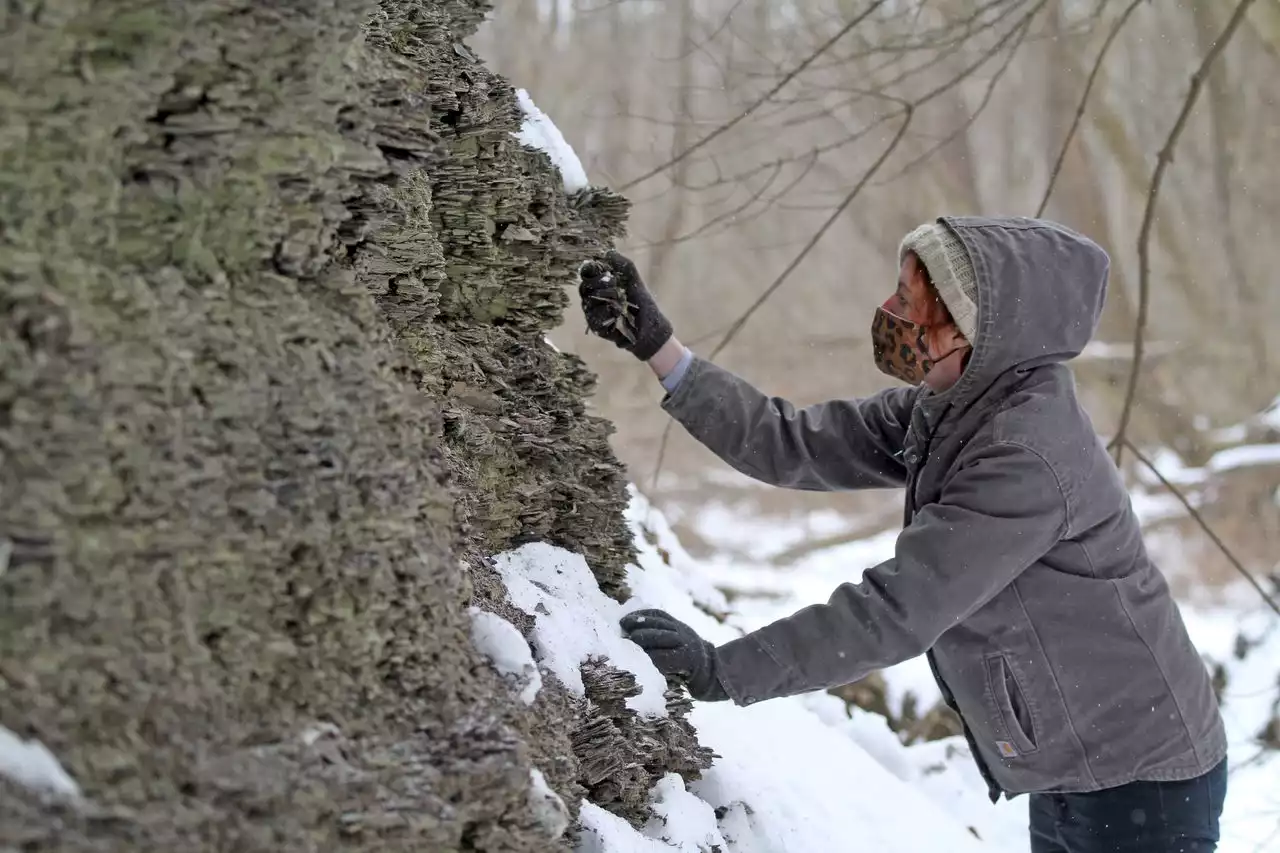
left=475, top=0, right=1280, bottom=603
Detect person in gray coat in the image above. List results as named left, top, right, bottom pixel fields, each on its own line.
left=578, top=217, right=1228, bottom=853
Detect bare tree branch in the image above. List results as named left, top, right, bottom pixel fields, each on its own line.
left=873, top=7, right=1036, bottom=186
left=706, top=109, right=914, bottom=364
left=650, top=0, right=747, bottom=63
left=619, top=0, right=891, bottom=192
left=1110, top=0, right=1261, bottom=464
left=626, top=0, right=1050, bottom=225
left=670, top=108, right=899, bottom=195
left=1036, top=0, right=1144, bottom=217
left=784, top=0, right=1048, bottom=206
left=1123, top=439, right=1280, bottom=617
left=633, top=157, right=799, bottom=251
left=787, top=0, right=1027, bottom=103
left=793, top=0, right=1022, bottom=73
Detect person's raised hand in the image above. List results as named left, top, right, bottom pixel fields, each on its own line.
left=578, top=251, right=674, bottom=361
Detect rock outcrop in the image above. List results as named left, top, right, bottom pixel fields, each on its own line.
left=0, top=1, right=709, bottom=850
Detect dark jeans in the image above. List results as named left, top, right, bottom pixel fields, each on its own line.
left=1029, top=759, right=1227, bottom=853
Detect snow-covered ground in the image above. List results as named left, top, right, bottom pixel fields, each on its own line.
left=662, top=490, right=1280, bottom=853
left=488, top=489, right=1004, bottom=852
left=1186, top=608, right=1280, bottom=853
left=480, top=486, right=1280, bottom=852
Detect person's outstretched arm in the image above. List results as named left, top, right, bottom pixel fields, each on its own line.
left=579, top=253, right=915, bottom=492
left=657, top=339, right=915, bottom=491
left=713, top=440, right=1067, bottom=703
left=621, top=440, right=1068, bottom=706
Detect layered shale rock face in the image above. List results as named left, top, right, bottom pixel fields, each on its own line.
left=0, top=2, right=710, bottom=850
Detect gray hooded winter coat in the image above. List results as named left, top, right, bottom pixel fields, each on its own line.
left=661, top=216, right=1226, bottom=800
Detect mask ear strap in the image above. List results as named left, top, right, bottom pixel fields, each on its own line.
left=918, top=322, right=966, bottom=364
left=930, top=344, right=966, bottom=370
left=915, top=325, right=930, bottom=354
left=917, top=320, right=969, bottom=376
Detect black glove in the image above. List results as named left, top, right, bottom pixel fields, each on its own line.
left=578, top=251, right=674, bottom=361
left=620, top=609, right=728, bottom=702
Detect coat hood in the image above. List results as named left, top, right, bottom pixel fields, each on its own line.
left=926, top=216, right=1111, bottom=409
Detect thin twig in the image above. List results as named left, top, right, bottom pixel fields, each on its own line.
left=1036, top=0, right=1144, bottom=217
left=684, top=321, right=735, bottom=348
left=671, top=109, right=899, bottom=195
left=1110, top=0, right=1261, bottom=465
left=650, top=0, right=746, bottom=63
left=632, top=157, right=793, bottom=251
left=658, top=0, right=1031, bottom=204
left=807, top=0, right=1030, bottom=101
left=644, top=148, right=830, bottom=249
left=648, top=105, right=915, bottom=492
left=618, top=0, right=890, bottom=192
left=707, top=111, right=913, bottom=364
left=873, top=6, right=1037, bottom=186
left=801, top=0, right=1022, bottom=74
left=1123, top=438, right=1280, bottom=617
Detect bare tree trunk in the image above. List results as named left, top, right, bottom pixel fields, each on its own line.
left=1193, top=0, right=1267, bottom=377
left=646, top=0, right=698, bottom=292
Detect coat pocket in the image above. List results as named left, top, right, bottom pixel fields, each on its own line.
left=984, top=653, right=1040, bottom=757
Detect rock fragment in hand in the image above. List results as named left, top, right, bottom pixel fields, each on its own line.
left=582, top=262, right=638, bottom=343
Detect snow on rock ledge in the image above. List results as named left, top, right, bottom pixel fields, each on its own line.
left=489, top=490, right=1006, bottom=852
left=514, top=88, right=590, bottom=193
left=574, top=491, right=1000, bottom=852
left=468, top=606, right=542, bottom=704
left=528, top=767, right=571, bottom=840
left=0, top=726, right=81, bottom=801
left=577, top=774, right=728, bottom=853
left=491, top=542, right=669, bottom=717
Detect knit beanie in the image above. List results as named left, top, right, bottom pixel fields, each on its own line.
left=898, top=221, right=979, bottom=344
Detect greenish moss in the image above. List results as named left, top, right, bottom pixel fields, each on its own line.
left=1, top=0, right=701, bottom=848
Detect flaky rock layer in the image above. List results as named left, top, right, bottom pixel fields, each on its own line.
left=0, top=1, right=708, bottom=850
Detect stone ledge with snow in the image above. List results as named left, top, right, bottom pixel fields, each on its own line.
left=514, top=88, right=590, bottom=193
left=486, top=485, right=1279, bottom=852
left=468, top=606, right=543, bottom=704
left=0, top=726, right=82, bottom=803
left=484, top=489, right=1018, bottom=852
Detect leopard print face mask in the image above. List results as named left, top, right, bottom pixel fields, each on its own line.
left=870, top=305, right=955, bottom=385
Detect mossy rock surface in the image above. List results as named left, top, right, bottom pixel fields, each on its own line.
left=0, top=1, right=707, bottom=849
